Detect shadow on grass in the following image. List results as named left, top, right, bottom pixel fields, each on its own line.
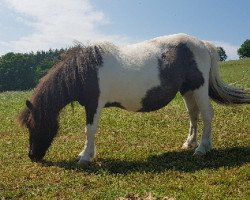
left=41, top=146, right=250, bottom=174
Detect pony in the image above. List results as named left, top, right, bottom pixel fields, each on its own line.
left=18, top=33, right=250, bottom=165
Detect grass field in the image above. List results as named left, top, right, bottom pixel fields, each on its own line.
left=0, top=59, right=250, bottom=199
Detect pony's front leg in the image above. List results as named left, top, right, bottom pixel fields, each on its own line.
left=78, top=104, right=102, bottom=165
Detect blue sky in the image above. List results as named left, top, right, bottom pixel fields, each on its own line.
left=0, top=0, right=250, bottom=59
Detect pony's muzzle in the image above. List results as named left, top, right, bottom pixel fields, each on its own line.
left=28, top=150, right=44, bottom=162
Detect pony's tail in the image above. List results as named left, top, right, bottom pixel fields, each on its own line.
left=204, top=41, right=250, bottom=104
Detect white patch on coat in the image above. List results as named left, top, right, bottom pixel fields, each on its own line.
left=98, top=41, right=162, bottom=111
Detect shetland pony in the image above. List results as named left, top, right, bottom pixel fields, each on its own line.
left=18, top=34, right=250, bottom=165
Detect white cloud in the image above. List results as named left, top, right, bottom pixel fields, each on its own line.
left=209, top=40, right=239, bottom=60
left=0, top=0, right=128, bottom=54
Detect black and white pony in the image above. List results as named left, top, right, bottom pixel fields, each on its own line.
left=18, top=33, right=250, bottom=165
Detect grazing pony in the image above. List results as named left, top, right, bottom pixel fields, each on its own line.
left=18, top=34, right=250, bottom=165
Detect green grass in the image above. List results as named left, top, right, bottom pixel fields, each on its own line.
left=1, top=59, right=250, bottom=199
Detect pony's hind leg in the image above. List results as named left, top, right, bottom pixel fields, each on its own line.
left=78, top=103, right=102, bottom=165
left=193, top=86, right=214, bottom=156
left=182, top=91, right=199, bottom=149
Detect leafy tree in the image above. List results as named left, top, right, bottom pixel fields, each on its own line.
left=217, top=47, right=227, bottom=61
left=238, top=39, right=250, bottom=58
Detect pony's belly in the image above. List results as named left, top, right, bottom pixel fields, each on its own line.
left=138, top=86, right=178, bottom=112
left=100, top=79, right=164, bottom=111
left=102, top=86, right=176, bottom=112
left=102, top=88, right=148, bottom=111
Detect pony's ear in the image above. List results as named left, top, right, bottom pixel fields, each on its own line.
left=26, top=100, right=33, bottom=111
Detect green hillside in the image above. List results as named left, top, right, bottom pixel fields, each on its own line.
left=0, top=59, right=249, bottom=199
left=220, top=58, right=250, bottom=87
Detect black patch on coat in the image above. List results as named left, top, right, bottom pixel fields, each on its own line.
left=140, top=43, right=204, bottom=112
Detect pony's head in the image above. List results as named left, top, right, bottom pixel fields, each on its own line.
left=18, top=45, right=103, bottom=161
left=18, top=100, right=59, bottom=161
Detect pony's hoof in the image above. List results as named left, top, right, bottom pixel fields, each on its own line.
left=193, top=150, right=205, bottom=156
left=77, top=154, right=82, bottom=160
left=78, top=159, right=91, bottom=167
left=182, top=142, right=198, bottom=150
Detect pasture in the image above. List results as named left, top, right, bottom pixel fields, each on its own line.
left=0, top=58, right=250, bottom=199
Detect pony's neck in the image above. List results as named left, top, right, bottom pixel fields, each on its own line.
left=41, top=84, right=75, bottom=116
left=33, top=69, right=78, bottom=124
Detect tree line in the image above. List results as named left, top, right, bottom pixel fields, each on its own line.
left=0, top=48, right=65, bottom=91
left=0, top=40, right=249, bottom=92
